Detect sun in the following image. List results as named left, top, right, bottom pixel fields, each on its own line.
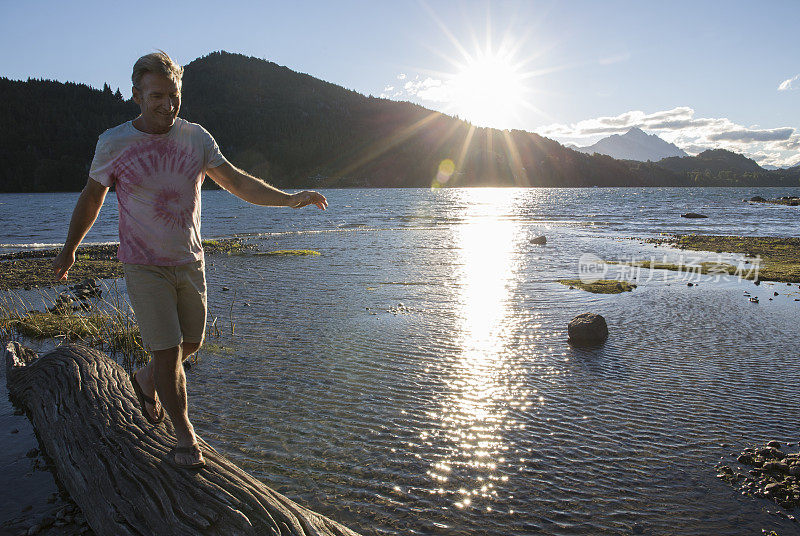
left=450, top=50, right=527, bottom=129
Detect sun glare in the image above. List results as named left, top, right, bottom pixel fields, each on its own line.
left=451, top=52, right=527, bottom=129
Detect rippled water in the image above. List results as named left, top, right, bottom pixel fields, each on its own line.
left=2, top=188, right=800, bottom=535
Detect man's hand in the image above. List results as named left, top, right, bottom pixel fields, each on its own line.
left=52, top=249, right=76, bottom=281
left=288, top=191, right=328, bottom=210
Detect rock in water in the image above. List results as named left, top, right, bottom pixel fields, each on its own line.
left=568, top=313, right=609, bottom=344
left=530, top=235, right=547, bottom=245
left=681, top=213, right=708, bottom=218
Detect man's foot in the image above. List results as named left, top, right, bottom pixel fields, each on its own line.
left=170, top=442, right=205, bottom=469
left=132, top=369, right=164, bottom=424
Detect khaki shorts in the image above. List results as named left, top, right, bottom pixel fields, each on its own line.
left=123, top=259, right=207, bottom=351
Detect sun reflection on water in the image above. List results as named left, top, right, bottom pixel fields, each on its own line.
left=427, top=188, right=531, bottom=511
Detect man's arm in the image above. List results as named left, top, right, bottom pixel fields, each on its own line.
left=206, top=161, right=327, bottom=210
left=52, top=178, right=109, bottom=281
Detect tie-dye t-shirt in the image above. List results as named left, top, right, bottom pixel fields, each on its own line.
left=89, top=118, right=225, bottom=265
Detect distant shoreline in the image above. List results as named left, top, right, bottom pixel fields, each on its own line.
left=1, top=184, right=800, bottom=194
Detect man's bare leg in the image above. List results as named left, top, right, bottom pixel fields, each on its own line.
left=133, top=341, right=201, bottom=420
left=152, top=345, right=203, bottom=466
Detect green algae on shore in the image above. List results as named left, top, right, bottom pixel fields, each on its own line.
left=558, top=279, right=636, bottom=294
left=0, top=238, right=254, bottom=290
left=609, top=260, right=739, bottom=276
left=653, top=235, right=800, bottom=283
left=255, top=249, right=321, bottom=256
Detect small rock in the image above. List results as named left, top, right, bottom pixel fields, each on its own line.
left=767, top=440, right=781, bottom=449
left=681, top=212, right=708, bottom=218
left=774, top=292, right=779, bottom=296
left=687, top=282, right=693, bottom=287
left=530, top=235, right=547, bottom=245
left=754, top=279, right=761, bottom=286
left=762, top=461, right=788, bottom=473
left=11, top=428, right=18, bottom=434
left=221, top=286, right=230, bottom=291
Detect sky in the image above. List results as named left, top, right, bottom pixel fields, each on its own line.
left=1, top=0, right=798, bottom=167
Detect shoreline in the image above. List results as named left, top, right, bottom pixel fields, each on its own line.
left=0, top=238, right=254, bottom=291
left=648, top=234, right=800, bottom=283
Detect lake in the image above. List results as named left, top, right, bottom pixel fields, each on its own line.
left=2, top=187, right=800, bottom=535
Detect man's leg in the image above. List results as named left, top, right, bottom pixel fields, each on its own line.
left=152, top=345, right=203, bottom=466
left=133, top=341, right=200, bottom=421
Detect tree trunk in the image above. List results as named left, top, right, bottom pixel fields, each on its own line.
left=4, top=341, right=362, bottom=536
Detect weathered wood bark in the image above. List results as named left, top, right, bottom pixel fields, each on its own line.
left=5, top=341, right=362, bottom=536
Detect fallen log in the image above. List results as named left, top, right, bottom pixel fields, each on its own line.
left=4, top=341, right=362, bottom=536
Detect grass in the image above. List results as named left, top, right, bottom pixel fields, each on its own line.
left=650, top=235, right=800, bottom=283
left=255, top=249, right=321, bottom=256
left=0, top=238, right=255, bottom=290
left=558, top=279, right=636, bottom=294
left=0, top=281, right=148, bottom=369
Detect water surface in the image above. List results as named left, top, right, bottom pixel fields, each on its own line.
left=2, top=187, right=800, bottom=535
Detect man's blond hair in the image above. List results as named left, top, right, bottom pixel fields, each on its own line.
left=132, top=50, right=183, bottom=90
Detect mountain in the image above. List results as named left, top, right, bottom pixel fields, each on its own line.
left=574, top=127, right=688, bottom=161
left=0, top=51, right=797, bottom=191
left=657, top=149, right=763, bottom=174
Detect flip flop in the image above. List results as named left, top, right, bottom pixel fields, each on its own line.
left=130, top=371, right=164, bottom=424
left=169, top=443, right=206, bottom=470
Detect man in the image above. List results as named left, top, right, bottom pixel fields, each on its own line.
left=52, top=51, right=327, bottom=469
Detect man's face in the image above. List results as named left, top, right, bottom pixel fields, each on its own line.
left=132, top=72, right=181, bottom=133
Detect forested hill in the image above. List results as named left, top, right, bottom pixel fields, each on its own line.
left=0, top=78, right=137, bottom=191
left=1, top=51, right=798, bottom=191
left=179, top=52, right=652, bottom=188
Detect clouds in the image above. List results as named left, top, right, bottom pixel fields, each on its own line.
left=707, top=128, right=794, bottom=143
left=537, top=107, right=800, bottom=168
left=381, top=74, right=451, bottom=102
left=778, top=74, right=799, bottom=91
